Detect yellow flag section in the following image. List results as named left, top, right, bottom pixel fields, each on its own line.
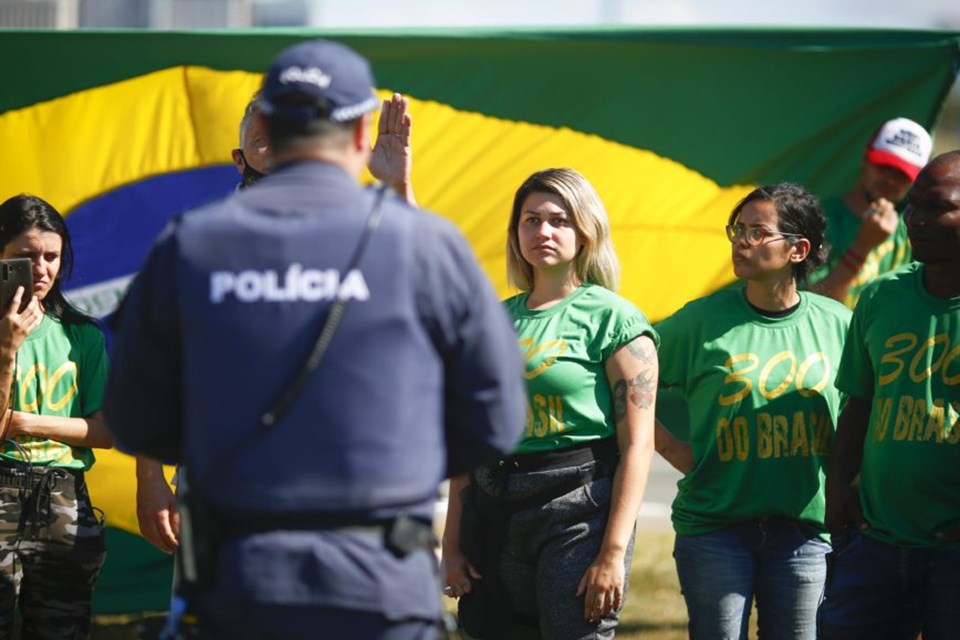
left=2, top=65, right=751, bottom=314
left=88, top=453, right=177, bottom=535
left=407, top=98, right=754, bottom=314
left=1, top=67, right=262, bottom=216
left=3, top=66, right=752, bottom=535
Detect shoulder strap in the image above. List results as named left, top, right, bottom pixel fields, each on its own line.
left=261, top=185, right=388, bottom=427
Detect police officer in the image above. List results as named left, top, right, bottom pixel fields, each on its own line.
left=135, top=87, right=417, bottom=558
left=104, top=39, right=525, bottom=640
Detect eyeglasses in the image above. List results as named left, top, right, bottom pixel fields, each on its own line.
left=725, top=223, right=805, bottom=246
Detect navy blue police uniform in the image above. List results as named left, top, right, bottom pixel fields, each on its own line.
left=104, top=39, right=525, bottom=640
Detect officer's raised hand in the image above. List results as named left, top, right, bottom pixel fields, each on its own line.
left=368, top=92, right=416, bottom=206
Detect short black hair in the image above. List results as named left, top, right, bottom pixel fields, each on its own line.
left=263, top=94, right=359, bottom=154
left=728, top=183, right=828, bottom=284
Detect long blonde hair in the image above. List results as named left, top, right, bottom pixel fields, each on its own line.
left=506, top=168, right=619, bottom=292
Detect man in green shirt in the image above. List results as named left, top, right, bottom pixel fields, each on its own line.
left=809, top=117, right=932, bottom=308
left=821, top=151, right=960, bottom=639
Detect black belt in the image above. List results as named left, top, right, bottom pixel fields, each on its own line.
left=0, top=463, right=80, bottom=489
left=0, top=464, right=83, bottom=539
left=215, top=511, right=437, bottom=558
left=477, top=437, right=619, bottom=514
left=491, top=436, right=618, bottom=473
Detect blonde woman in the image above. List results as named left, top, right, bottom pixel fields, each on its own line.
left=443, top=168, right=658, bottom=639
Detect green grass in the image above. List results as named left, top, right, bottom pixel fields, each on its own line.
left=617, top=529, right=688, bottom=640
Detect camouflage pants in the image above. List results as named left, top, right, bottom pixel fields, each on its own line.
left=0, top=465, right=106, bottom=640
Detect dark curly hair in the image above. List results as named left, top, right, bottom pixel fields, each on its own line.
left=727, top=183, right=829, bottom=284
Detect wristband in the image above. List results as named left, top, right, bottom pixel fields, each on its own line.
left=840, top=253, right=862, bottom=273
left=845, top=247, right=866, bottom=265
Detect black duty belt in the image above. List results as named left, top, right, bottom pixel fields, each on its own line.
left=214, top=511, right=437, bottom=558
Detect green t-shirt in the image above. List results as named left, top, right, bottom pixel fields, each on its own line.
left=835, top=262, right=960, bottom=548
left=0, top=315, right=108, bottom=470
left=657, top=289, right=851, bottom=536
left=807, top=196, right=912, bottom=309
left=505, top=284, right=658, bottom=455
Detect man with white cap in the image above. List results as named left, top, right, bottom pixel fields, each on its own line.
left=809, top=117, right=932, bottom=308
left=104, top=38, right=524, bottom=639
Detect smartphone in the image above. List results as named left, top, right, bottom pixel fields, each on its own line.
left=0, top=259, right=33, bottom=313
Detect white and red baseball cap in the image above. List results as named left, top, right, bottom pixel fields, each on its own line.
left=864, top=117, right=933, bottom=181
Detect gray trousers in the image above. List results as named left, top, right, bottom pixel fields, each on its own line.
left=473, top=460, right=634, bottom=640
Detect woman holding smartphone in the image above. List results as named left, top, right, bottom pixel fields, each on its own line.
left=0, top=194, right=111, bottom=637
left=442, top=168, right=658, bottom=639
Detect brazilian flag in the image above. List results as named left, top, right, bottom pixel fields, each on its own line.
left=1, top=28, right=958, bottom=614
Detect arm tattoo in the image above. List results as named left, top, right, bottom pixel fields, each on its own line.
left=626, top=338, right=656, bottom=365
left=612, top=380, right=627, bottom=423
left=627, top=370, right=656, bottom=410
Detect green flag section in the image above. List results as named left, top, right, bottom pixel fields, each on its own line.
left=85, top=450, right=176, bottom=614
left=94, top=528, right=173, bottom=614
left=0, top=28, right=958, bottom=614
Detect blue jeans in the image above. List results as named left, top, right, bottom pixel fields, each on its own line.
left=818, top=531, right=960, bottom=640
left=674, top=519, right=829, bottom=640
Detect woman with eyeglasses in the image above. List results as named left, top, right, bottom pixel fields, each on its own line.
left=654, top=183, right=851, bottom=640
